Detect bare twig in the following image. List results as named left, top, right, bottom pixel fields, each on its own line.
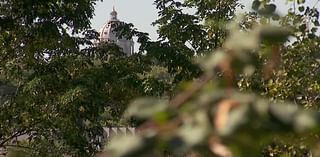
left=0, top=130, right=28, bottom=147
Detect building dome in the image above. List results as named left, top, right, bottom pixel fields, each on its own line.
left=99, top=7, right=134, bottom=56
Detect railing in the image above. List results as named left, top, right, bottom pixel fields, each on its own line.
left=102, top=127, right=136, bottom=138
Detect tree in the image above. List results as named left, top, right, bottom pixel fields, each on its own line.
left=104, top=0, right=320, bottom=157
left=237, top=1, right=320, bottom=156
left=0, top=0, right=103, bottom=155
left=0, top=0, right=155, bottom=156
left=123, top=0, right=243, bottom=84
left=238, top=0, right=320, bottom=109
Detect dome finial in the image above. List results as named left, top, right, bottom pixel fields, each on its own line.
left=110, top=6, right=118, bottom=21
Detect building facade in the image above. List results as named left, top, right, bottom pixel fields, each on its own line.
left=99, top=7, right=134, bottom=56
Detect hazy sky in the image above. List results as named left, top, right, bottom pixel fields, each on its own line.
left=91, top=0, right=159, bottom=40
left=91, top=0, right=319, bottom=41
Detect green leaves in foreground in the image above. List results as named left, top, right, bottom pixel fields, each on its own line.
left=106, top=90, right=320, bottom=157
left=104, top=17, right=319, bottom=156
left=125, top=98, right=168, bottom=119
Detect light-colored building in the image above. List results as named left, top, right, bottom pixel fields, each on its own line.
left=99, top=7, right=134, bottom=56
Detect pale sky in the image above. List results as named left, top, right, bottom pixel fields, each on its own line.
left=91, top=0, right=319, bottom=41
left=91, top=0, right=159, bottom=40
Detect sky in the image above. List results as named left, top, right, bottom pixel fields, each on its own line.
left=91, top=0, right=319, bottom=41
left=91, top=0, right=159, bottom=40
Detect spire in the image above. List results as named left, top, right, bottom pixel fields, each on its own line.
left=110, top=6, right=118, bottom=21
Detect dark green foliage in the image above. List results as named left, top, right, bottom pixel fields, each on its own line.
left=0, top=0, right=155, bottom=156
left=262, top=142, right=311, bottom=157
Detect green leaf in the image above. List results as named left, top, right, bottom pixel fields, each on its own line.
left=258, top=4, right=277, bottom=15
left=311, top=27, right=317, bottom=33
left=299, top=24, right=307, bottom=32
left=298, top=6, right=305, bottom=12
left=266, top=4, right=277, bottom=13
left=252, top=0, right=261, bottom=11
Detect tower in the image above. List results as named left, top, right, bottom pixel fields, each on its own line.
left=99, top=7, right=134, bottom=56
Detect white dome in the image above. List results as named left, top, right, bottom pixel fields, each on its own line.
left=99, top=7, right=134, bottom=56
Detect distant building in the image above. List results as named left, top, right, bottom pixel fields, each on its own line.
left=98, top=7, right=134, bottom=56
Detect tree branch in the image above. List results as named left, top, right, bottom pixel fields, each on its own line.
left=3, top=144, right=34, bottom=150
left=0, top=130, right=28, bottom=147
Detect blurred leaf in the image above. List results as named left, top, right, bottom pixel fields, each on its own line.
left=294, top=111, right=317, bottom=132
left=269, top=103, right=298, bottom=125
left=126, top=98, right=168, bottom=119
left=107, top=135, right=145, bottom=157
left=200, top=50, right=227, bottom=72
left=177, top=110, right=210, bottom=147
left=298, top=6, right=305, bottom=12
left=252, top=0, right=261, bottom=11
left=218, top=103, right=249, bottom=136
left=297, top=0, right=305, bottom=4
left=260, top=26, right=292, bottom=43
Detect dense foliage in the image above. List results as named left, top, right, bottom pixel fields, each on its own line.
left=0, top=0, right=151, bottom=156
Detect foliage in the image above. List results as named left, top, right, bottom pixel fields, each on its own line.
left=1, top=0, right=320, bottom=156
left=104, top=0, right=320, bottom=157
left=0, top=0, right=156, bottom=156
left=0, top=0, right=98, bottom=155
left=116, top=0, right=243, bottom=84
